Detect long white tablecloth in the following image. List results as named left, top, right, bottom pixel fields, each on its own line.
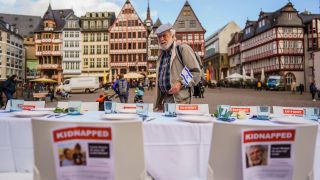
left=0, top=112, right=319, bottom=180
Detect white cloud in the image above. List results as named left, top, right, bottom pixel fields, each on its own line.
left=0, top=0, right=121, bottom=17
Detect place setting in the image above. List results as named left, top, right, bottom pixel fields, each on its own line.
left=170, top=104, right=214, bottom=123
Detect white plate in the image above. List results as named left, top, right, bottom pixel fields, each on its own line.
left=100, top=114, right=139, bottom=120
left=116, top=109, right=137, bottom=114
left=271, top=116, right=314, bottom=124
left=176, top=115, right=213, bottom=123
left=176, top=111, right=207, bottom=116
left=34, top=108, right=55, bottom=111
left=12, top=111, right=52, bottom=117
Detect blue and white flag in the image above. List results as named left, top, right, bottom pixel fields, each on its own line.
left=180, top=66, right=193, bottom=86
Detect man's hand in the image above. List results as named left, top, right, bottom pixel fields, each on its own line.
left=168, top=82, right=182, bottom=94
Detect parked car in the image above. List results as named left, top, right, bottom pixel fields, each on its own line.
left=59, top=77, right=99, bottom=93
left=266, top=76, right=285, bottom=91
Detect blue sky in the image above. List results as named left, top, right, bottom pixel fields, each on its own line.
left=0, top=0, right=318, bottom=38
left=135, top=0, right=319, bottom=38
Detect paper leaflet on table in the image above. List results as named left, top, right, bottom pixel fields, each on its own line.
left=51, top=126, right=115, bottom=180
left=241, top=128, right=296, bottom=180
left=180, top=66, right=193, bottom=87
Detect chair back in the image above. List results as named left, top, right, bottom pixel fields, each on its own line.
left=207, top=121, right=318, bottom=180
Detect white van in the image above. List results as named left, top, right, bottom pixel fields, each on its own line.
left=59, top=77, right=100, bottom=93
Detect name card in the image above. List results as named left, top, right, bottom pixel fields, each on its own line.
left=115, top=103, right=153, bottom=113
left=273, top=106, right=304, bottom=117
left=18, top=104, right=36, bottom=111
left=176, top=104, right=209, bottom=115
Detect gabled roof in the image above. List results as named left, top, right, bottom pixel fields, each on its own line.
left=242, top=2, right=303, bottom=41
left=108, top=0, right=147, bottom=32
left=43, top=4, right=54, bottom=20
left=228, top=31, right=243, bottom=46
left=0, top=13, right=41, bottom=37
left=173, top=0, right=205, bottom=33
left=153, top=18, right=162, bottom=29
left=299, top=13, right=320, bottom=24
left=35, top=4, right=74, bottom=32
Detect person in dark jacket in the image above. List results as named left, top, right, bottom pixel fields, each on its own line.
left=2, top=75, right=17, bottom=101
left=310, top=82, right=317, bottom=101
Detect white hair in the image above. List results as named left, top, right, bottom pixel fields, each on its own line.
left=170, top=28, right=176, bottom=36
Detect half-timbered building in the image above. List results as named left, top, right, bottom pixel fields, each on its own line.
left=34, top=4, right=73, bottom=82
left=300, top=11, right=320, bottom=90
left=109, top=0, right=148, bottom=80
left=241, top=2, right=305, bottom=87
left=173, top=1, right=206, bottom=59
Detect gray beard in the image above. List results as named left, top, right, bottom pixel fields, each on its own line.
left=160, top=40, right=173, bottom=50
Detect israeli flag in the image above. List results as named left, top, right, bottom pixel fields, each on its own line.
left=180, top=66, right=193, bottom=86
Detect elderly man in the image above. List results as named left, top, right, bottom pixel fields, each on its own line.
left=154, top=23, right=201, bottom=111
left=247, top=145, right=267, bottom=167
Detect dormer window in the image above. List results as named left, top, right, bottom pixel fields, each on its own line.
left=258, top=19, right=265, bottom=28
left=288, top=13, right=292, bottom=20
left=245, top=28, right=251, bottom=34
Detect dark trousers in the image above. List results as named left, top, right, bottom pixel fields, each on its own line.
left=4, top=91, right=13, bottom=100
left=312, top=92, right=316, bottom=100
left=119, top=95, right=128, bottom=103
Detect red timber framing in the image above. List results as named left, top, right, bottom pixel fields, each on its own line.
left=108, top=1, right=148, bottom=80
left=175, top=32, right=205, bottom=58
left=35, top=32, right=63, bottom=81
left=242, top=27, right=304, bottom=74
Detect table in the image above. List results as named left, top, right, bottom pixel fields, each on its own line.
left=0, top=112, right=319, bottom=180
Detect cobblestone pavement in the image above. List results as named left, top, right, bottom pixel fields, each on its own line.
left=46, top=87, right=320, bottom=113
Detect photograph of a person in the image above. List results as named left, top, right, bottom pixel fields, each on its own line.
left=59, top=143, right=87, bottom=167
left=246, top=145, right=268, bottom=168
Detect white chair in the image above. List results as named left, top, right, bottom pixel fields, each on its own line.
left=24, top=101, right=45, bottom=108
left=32, top=117, right=147, bottom=180
left=273, top=106, right=305, bottom=117
left=81, top=102, right=99, bottom=112
left=230, top=106, right=258, bottom=116
left=207, top=121, right=318, bottom=180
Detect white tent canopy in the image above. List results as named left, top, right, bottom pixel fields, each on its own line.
left=226, top=73, right=255, bottom=81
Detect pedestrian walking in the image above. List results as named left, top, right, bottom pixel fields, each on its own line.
left=310, top=82, right=317, bottom=101
left=153, top=24, right=201, bottom=111
left=2, top=75, right=18, bottom=101
left=299, top=83, right=304, bottom=95
left=112, top=74, right=129, bottom=103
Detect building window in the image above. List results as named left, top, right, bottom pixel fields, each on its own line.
left=103, top=58, right=108, bottom=67
left=90, top=58, right=94, bottom=68
left=103, top=33, right=108, bottom=41
left=285, top=72, right=295, bottom=85
left=245, top=28, right=251, bottom=34
left=97, top=45, right=101, bottom=54
left=103, top=45, right=108, bottom=54
left=83, top=33, right=88, bottom=42
left=97, top=58, right=102, bottom=68
left=90, top=33, right=95, bottom=42
left=84, top=45, right=88, bottom=55
left=97, top=33, right=101, bottom=41
left=65, top=32, right=69, bottom=38
left=90, top=45, right=95, bottom=54
left=84, top=58, right=88, bottom=66
left=75, top=32, right=79, bottom=37
left=178, top=21, right=185, bottom=28
left=75, top=51, right=79, bottom=58
left=288, top=13, right=292, bottom=20
left=190, top=20, right=196, bottom=28
left=188, top=34, right=192, bottom=41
